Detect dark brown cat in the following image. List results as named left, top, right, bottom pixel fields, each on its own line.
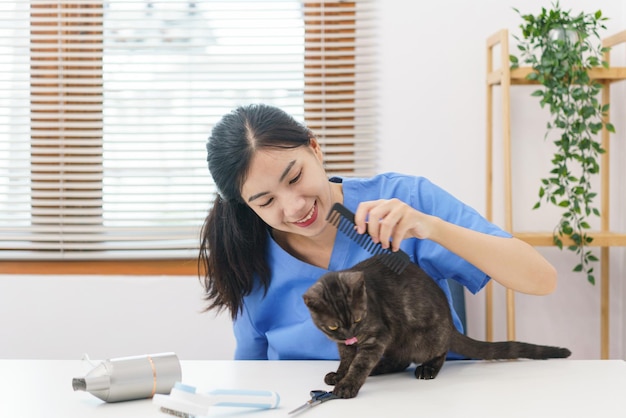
left=302, top=255, right=571, bottom=399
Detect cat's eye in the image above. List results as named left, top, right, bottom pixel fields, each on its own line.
left=327, top=324, right=339, bottom=331
left=354, top=317, right=362, bottom=323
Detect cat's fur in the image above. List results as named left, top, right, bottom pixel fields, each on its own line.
left=302, top=255, right=571, bottom=399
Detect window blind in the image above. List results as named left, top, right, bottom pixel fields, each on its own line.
left=0, top=0, right=377, bottom=263
left=304, top=1, right=377, bottom=174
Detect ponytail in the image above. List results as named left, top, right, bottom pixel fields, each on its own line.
left=199, top=195, right=270, bottom=319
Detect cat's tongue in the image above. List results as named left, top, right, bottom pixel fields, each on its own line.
left=345, top=337, right=358, bottom=346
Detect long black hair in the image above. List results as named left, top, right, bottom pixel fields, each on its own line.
left=200, top=104, right=313, bottom=319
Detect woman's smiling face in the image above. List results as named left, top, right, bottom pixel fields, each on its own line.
left=240, top=139, right=336, bottom=237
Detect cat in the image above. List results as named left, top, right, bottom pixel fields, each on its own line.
left=302, top=254, right=571, bottom=399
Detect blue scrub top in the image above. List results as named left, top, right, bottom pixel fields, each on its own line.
left=232, top=173, right=511, bottom=360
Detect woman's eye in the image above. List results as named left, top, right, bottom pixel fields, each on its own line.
left=327, top=324, right=338, bottom=331
left=259, top=198, right=273, bottom=208
left=289, top=170, right=302, bottom=185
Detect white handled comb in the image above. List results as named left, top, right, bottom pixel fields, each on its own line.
left=153, top=382, right=280, bottom=417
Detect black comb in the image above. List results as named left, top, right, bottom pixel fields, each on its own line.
left=326, top=202, right=411, bottom=274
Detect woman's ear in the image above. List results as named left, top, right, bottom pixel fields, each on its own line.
left=309, top=137, right=323, bottom=162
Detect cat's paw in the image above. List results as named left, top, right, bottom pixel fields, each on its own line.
left=324, top=371, right=341, bottom=385
left=332, top=381, right=361, bottom=399
left=414, top=364, right=439, bottom=380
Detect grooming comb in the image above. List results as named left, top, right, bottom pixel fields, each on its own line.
left=326, top=203, right=411, bottom=274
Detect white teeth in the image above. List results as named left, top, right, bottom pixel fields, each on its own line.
left=296, top=205, right=315, bottom=223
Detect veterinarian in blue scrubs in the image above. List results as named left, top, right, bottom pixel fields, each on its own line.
left=200, top=104, right=558, bottom=360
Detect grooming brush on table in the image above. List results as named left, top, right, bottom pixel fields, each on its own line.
left=153, top=382, right=280, bottom=417
left=326, top=203, right=411, bottom=274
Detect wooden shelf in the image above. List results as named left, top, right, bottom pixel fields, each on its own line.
left=515, top=232, right=626, bottom=247
left=485, top=28, right=626, bottom=360
left=487, top=66, right=626, bottom=86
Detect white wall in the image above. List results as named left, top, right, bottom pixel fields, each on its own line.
left=0, top=275, right=235, bottom=360
left=378, top=0, right=626, bottom=359
left=1, top=0, right=624, bottom=361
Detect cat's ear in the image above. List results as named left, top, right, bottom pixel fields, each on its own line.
left=302, top=283, right=322, bottom=310
left=341, top=271, right=365, bottom=288
left=302, top=294, right=321, bottom=313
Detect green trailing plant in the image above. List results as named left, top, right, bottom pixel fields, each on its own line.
left=509, top=2, right=614, bottom=285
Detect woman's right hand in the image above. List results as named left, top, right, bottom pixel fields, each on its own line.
left=353, top=198, right=436, bottom=251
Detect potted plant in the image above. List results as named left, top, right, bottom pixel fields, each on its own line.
left=509, top=2, right=614, bottom=285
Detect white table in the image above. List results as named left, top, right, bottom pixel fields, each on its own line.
left=1, top=359, right=625, bottom=417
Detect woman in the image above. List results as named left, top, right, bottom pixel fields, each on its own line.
left=200, top=103, right=557, bottom=360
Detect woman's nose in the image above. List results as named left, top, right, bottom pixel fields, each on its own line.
left=282, top=195, right=306, bottom=219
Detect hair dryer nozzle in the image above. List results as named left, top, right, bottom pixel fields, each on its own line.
left=72, top=378, right=86, bottom=391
